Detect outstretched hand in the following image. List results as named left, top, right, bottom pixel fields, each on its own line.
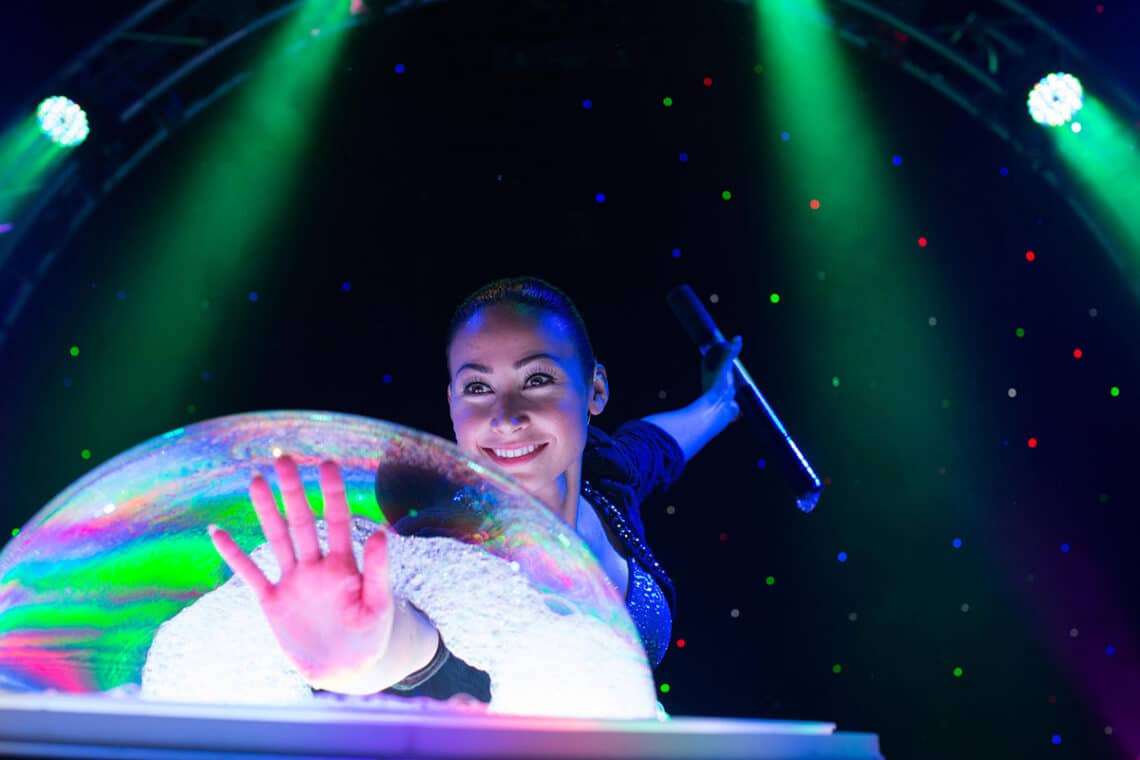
left=207, top=456, right=397, bottom=692
left=701, top=334, right=743, bottom=423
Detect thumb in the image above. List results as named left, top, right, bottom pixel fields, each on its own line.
left=361, top=527, right=393, bottom=614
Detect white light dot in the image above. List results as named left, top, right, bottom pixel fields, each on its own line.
left=657, top=390, right=668, bottom=399
left=272, top=447, right=283, bottom=458
left=1104, top=726, right=1113, bottom=735
left=848, top=612, right=858, bottom=622
left=666, top=505, right=676, bottom=515
left=960, top=603, right=970, bottom=612
left=1069, top=627, right=1079, bottom=638
left=730, top=608, right=740, bottom=618
left=102, top=503, right=116, bottom=515
left=1008, top=388, right=1017, bottom=398
left=709, top=293, right=720, bottom=304
left=1089, top=307, right=1098, bottom=318
left=928, top=316, right=938, bottom=327
left=509, top=561, right=520, bottom=573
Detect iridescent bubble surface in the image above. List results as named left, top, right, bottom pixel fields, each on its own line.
left=0, top=411, right=652, bottom=716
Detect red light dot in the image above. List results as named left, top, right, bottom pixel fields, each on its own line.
left=1073, top=348, right=1083, bottom=359
left=1095, top=4, right=1104, bottom=13
left=1048, top=695, right=1057, bottom=703
left=676, top=638, right=687, bottom=648
left=703, top=77, right=713, bottom=87
left=918, top=237, right=928, bottom=247
left=1026, top=250, right=1036, bottom=262
left=719, top=532, right=728, bottom=542
left=810, top=199, right=821, bottom=210
left=1028, top=437, right=1038, bottom=448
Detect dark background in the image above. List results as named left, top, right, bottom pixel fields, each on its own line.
left=2, top=1, right=1139, bottom=759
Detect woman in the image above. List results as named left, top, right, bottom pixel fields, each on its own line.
left=208, top=276, right=743, bottom=700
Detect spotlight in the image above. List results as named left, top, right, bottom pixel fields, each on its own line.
left=36, top=96, right=90, bottom=147
left=1027, top=73, right=1084, bottom=127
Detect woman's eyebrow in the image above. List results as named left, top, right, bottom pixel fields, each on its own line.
left=455, top=352, right=564, bottom=376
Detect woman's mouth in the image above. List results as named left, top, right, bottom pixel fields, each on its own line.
left=483, top=442, right=549, bottom=465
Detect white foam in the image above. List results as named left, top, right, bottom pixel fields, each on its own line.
left=142, top=518, right=656, bottom=718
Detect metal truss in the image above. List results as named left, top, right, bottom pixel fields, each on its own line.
left=2, top=0, right=1136, bottom=350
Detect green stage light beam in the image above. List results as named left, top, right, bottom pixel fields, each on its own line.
left=0, top=114, right=74, bottom=226
left=1050, top=95, right=1140, bottom=263
left=29, top=0, right=356, bottom=474
left=751, top=0, right=996, bottom=674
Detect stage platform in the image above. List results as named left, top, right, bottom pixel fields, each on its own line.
left=0, top=692, right=882, bottom=760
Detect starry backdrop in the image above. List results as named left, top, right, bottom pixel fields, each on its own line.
left=1, top=1, right=1139, bottom=759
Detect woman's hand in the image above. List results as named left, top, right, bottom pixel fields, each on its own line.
left=700, top=334, right=743, bottom=423
left=207, top=456, right=400, bottom=693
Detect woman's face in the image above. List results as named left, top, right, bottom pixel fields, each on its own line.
left=447, top=304, right=607, bottom=496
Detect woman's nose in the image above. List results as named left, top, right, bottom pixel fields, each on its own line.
left=490, top=395, right=529, bottom=430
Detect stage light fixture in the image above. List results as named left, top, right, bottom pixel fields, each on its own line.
left=1027, top=73, right=1084, bottom=127
left=36, top=96, right=90, bottom=147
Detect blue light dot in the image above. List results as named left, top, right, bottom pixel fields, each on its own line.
left=1051, top=735, right=1061, bottom=745
left=394, top=63, right=406, bottom=74
left=838, top=552, right=848, bottom=563
left=116, top=290, right=126, bottom=300
left=201, top=371, right=212, bottom=382
left=756, top=459, right=767, bottom=469
left=582, top=99, right=592, bottom=109
left=382, top=373, right=392, bottom=384
left=1106, top=645, right=1115, bottom=656
left=1000, top=167, right=1009, bottom=176
left=891, top=155, right=903, bottom=166
left=1061, top=543, right=1070, bottom=553
left=249, top=291, right=259, bottom=302
left=63, top=377, right=72, bottom=388
left=595, top=193, right=606, bottom=203
left=341, top=281, right=351, bottom=293
left=952, top=538, right=962, bottom=549
left=671, top=248, right=682, bottom=259
left=780, top=131, right=791, bottom=141
left=679, top=152, right=689, bottom=162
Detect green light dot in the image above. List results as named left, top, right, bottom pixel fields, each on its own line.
left=10, top=528, right=19, bottom=537
left=941, top=399, right=951, bottom=409
left=662, top=97, right=673, bottom=107
left=765, top=576, right=775, bottom=586
left=721, top=190, right=732, bottom=200
left=1110, top=386, right=1120, bottom=397
left=409, top=509, right=419, bottom=518
left=769, top=293, right=780, bottom=304
left=69, top=345, right=80, bottom=357
left=659, top=683, right=671, bottom=694
left=831, top=376, right=840, bottom=388
left=81, top=449, right=91, bottom=460
left=953, top=667, right=963, bottom=677
left=186, top=403, right=197, bottom=414
left=1015, top=328, right=1025, bottom=338
left=832, top=664, right=842, bottom=674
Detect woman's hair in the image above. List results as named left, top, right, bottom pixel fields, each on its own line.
left=445, top=276, right=597, bottom=385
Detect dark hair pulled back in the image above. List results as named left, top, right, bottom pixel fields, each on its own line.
left=445, top=276, right=597, bottom=385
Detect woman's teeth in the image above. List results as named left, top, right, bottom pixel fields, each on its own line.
left=491, top=444, right=542, bottom=458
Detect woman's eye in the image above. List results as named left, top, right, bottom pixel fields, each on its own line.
left=463, top=373, right=553, bottom=395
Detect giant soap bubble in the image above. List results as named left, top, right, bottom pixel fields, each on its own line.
left=0, top=411, right=657, bottom=718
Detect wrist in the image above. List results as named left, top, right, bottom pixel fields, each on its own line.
left=309, top=600, right=440, bottom=695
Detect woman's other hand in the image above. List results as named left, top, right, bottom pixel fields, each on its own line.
left=208, top=456, right=410, bottom=693
left=700, top=335, right=743, bottom=423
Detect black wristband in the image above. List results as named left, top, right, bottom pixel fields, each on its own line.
left=388, top=631, right=449, bottom=691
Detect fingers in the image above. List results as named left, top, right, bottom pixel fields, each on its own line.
left=361, top=528, right=393, bottom=615
left=208, top=524, right=273, bottom=602
left=275, top=456, right=322, bottom=563
left=320, top=460, right=353, bottom=559
left=249, top=473, right=297, bottom=575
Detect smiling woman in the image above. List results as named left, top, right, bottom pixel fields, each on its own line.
left=201, top=275, right=744, bottom=707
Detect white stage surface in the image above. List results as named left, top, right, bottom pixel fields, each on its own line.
left=0, top=693, right=882, bottom=760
